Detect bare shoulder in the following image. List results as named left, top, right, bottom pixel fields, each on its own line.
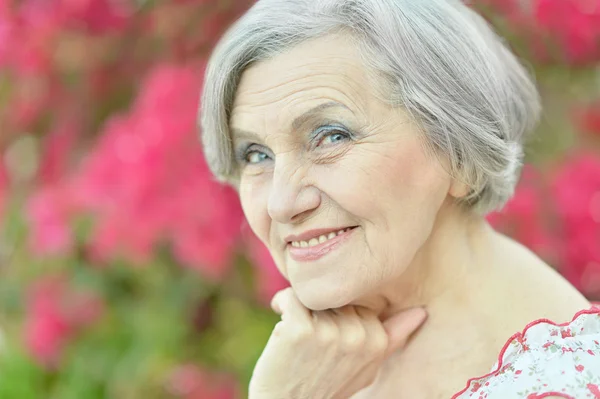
left=495, top=232, right=590, bottom=317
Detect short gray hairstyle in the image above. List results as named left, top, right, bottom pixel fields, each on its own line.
left=199, top=0, right=541, bottom=214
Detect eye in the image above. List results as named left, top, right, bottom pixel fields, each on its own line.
left=235, top=143, right=272, bottom=166
left=246, top=150, right=270, bottom=164
left=313, top=127, right=352, bottom=148
left=317, top=130, right=350, bottom=146
left=235, top=125, right=353, bottom=167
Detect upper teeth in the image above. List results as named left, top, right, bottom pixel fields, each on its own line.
left=290, top=228, right=353, bottom=248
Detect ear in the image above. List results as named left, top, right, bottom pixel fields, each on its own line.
left=448, top=177, right=470, bottom=199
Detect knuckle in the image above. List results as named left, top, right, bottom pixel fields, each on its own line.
left=278, top=287, right=294, bottom=302
left=288, top=325, right=314, bottom=343
left=316, top=324, right=338, bottom=345
left=341, top=328, right=366, bottom=352
left=368, top=333, right=389, bottom=356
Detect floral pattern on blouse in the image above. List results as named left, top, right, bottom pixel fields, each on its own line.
left=452, top=306, right=600, bottom=399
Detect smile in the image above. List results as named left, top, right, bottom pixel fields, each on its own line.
left=287, top=226, right=358, bottom=262
left=290, top=227, right=355, bottom=248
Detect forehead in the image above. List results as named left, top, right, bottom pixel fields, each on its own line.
left=229, top=34, right=377, bottom=129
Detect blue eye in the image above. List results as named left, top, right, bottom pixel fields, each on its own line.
left=245, top=150, right=269, bottom=164
left=317, top=130, right=350, bottom=146
left=236, top=125, right=352, bottom=166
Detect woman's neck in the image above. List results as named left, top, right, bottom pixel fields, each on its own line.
left=352, top=201, right=591, bottom=398
left=355, top=200, right=497, bottom=318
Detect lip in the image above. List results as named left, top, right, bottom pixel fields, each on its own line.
left=284, top=226, right=357, bottom=244
left=287, top=226, right=357, bottom=262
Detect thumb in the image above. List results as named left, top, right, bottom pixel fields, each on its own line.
left=381, top=307, right=428, bottom=357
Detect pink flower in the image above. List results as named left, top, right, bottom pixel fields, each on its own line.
left=470, top=381, right=482, bottom=392
left=59, top=0, right=132, bottom=34
left=576, top=364, right=585, bottom=372
left=165, top=364, right=239, bottom=399
left=24, top=280, right=71, bottom=368
left=0, top=0, right=14, bottom=68
left=26, top=187, right=74, bottom=256
left=588, top=383, right=600, bottom=398
left=7, top=77, right=54, bottom=130
left=487, top=165, right=561, bottom=265
left=0, top=160, right=8, bottom=222
left=532, top=0, right=600, bottom=65
left=37, top=116, right=80, bottom=185
left=24, top=276, right=104, bottom=368
left=561, top=328, right=573, bottom=339
left=551, top=153, right=600, bottom=298
left=574, top=102, right=600, bottom=136
left=27, top=64, right=246, bottom=280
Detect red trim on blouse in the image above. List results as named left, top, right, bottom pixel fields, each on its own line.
left=451, top=305, right=600, bottom=399
left=529, top=393, right=575, bottom=399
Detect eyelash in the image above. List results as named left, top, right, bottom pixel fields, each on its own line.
left=236, top=126, right=353, bottom=165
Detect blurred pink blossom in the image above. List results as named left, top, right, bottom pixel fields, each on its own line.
left=0, top=0, right=12, bottom=67
left=487, top=165, right=562, bottom=264
left=574, top=101, right=600, bottom=136
left=165, top=364, right=239, bottom=399
left=24, top=276, right=104, bottom=368
left=1, top=0, right=132, bottom=76
left=551, top=153, right=600, bottom=298
left=59, top=0, right=133, bottom=34
left=27, top=64, right=245, bottom=280
left=477, top=0, right=600, bottom=66
left=532, top=0, right=600, bottom=65
left=0, top=159, right=8, bottom=221
left=4, top=0, right=59, bottom=76
left=38, top=116, right=81, bottom=185
left=76, top=64, right=244, bottom=276
left=7, top=78, right=55, bottom=130
left=27, top=187, right=74, bottom=256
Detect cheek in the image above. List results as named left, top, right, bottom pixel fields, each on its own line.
left=240, top=178, right=290, bottom=278
left=325, top=140, right=447, bottom=261
left=322, top=141, right=433, bottom=218
left=379, top=140, right=449, bottom=209
left=239, top=179, right=270, bottom=241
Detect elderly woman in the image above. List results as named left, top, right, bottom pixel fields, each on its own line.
left=199, top=0, right=600, bottom=398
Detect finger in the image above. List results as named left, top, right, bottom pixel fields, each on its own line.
left=270, top=289, right=286, bottom=315
left=312, top=310, right=339, bottom=347
left=273, top=288, right=313, bottom=326
left=381, top=307, right=427, bottom=357
left=354, top=307, right=389, bottom=358
left=332, top=306, right=366, bottom=352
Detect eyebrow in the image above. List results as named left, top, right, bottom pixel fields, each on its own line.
left=230, top=101, right=353, bottom=142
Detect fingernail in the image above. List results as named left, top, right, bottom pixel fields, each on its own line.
left=271, top=296, right=282, bottom=314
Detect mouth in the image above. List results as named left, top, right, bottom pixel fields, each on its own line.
left=287, top=226, right=358, bottom=262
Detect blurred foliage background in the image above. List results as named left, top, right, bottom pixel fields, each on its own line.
left=0, top=0, right=599, bottom=398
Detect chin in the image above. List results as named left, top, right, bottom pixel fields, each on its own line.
left=293, top=282, right=354, bottom=311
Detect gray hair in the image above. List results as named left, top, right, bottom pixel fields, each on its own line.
left=199, top=0, right=541, bottom=214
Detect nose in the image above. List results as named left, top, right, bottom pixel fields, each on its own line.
left=267, top=161, right=321, bottom=224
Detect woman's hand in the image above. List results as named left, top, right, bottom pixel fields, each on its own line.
left=248, top=288, right=428, bottom=399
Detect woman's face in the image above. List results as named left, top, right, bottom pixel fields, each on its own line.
left=229, top=34, right=462, bottom=310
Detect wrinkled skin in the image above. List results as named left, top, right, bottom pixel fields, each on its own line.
left=229, top=33, right=590, bottom=398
